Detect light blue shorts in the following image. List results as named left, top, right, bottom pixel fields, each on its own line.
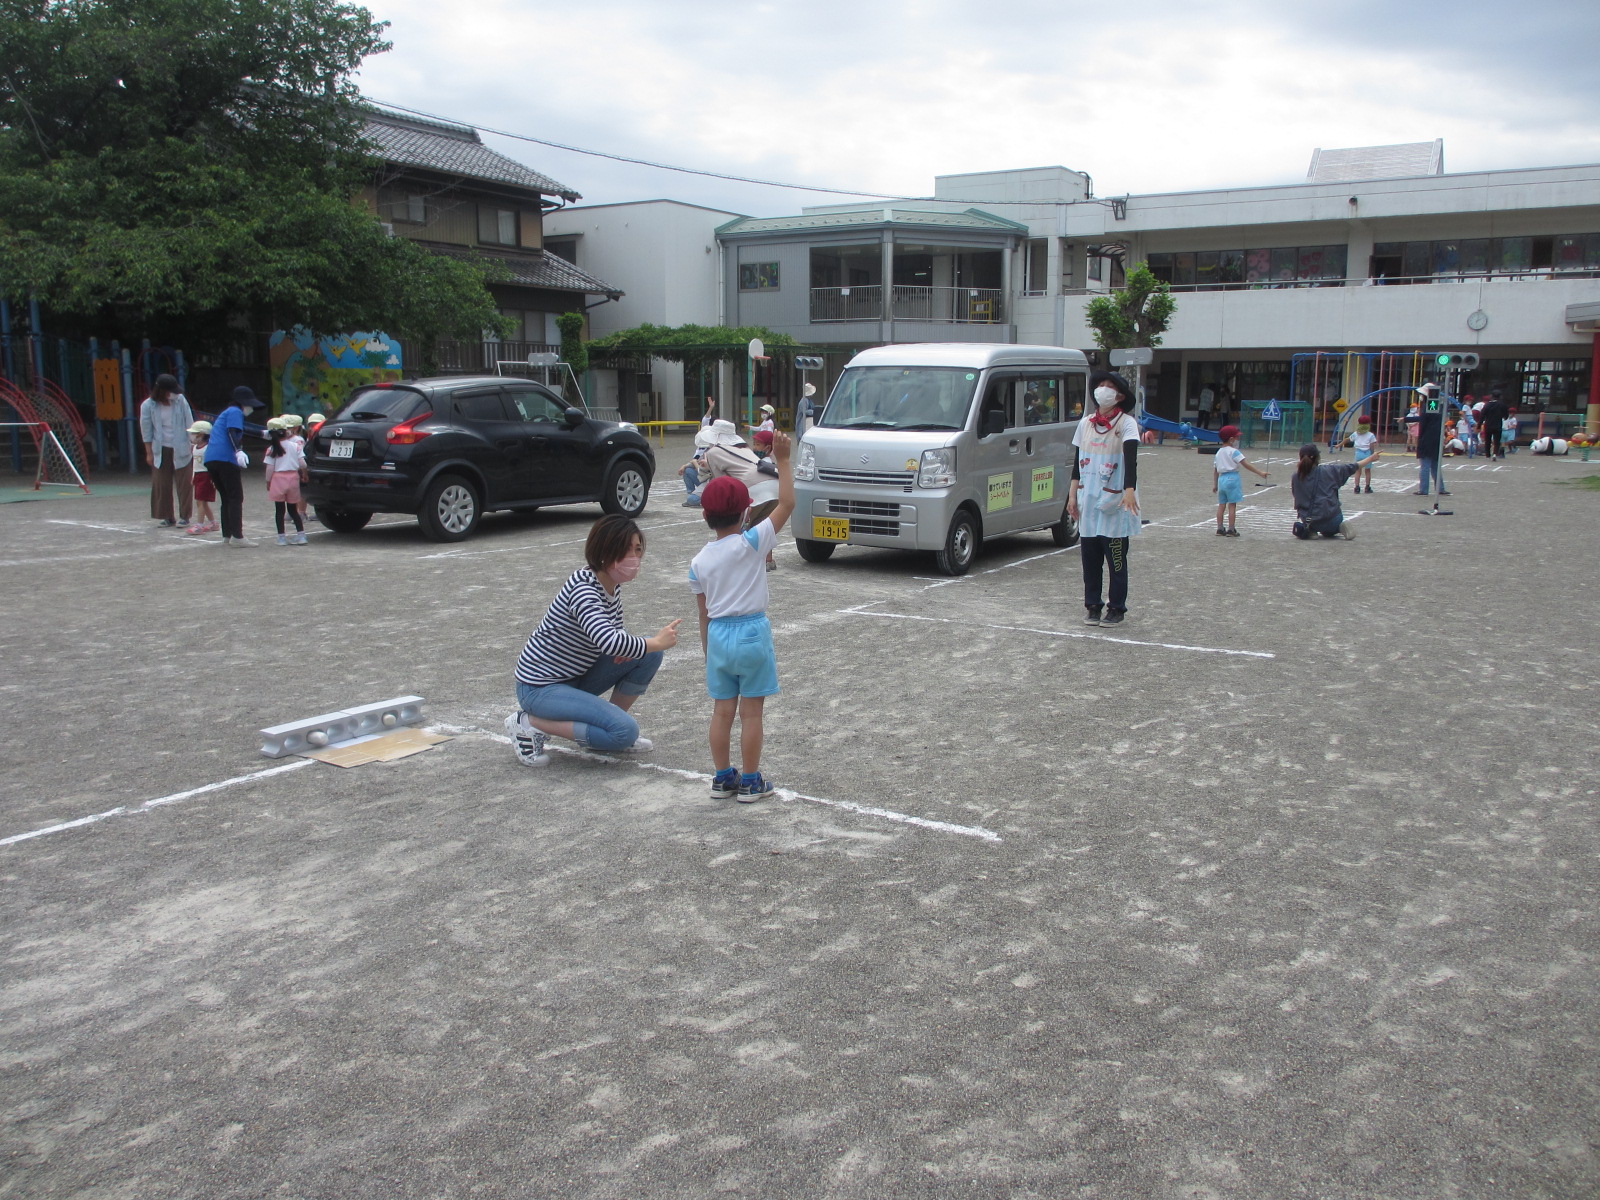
left=1217, top=472, right=1244, bottom=504
left=705, top=612, right=779, bottom=700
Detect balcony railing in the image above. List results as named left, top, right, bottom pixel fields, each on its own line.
left=429, top=339, right=561, bottom=373
left=810, top=285, right=1005, bottom=324
left=810, top=286, right=883, bottom=322
left=1146, top=268, right=1600, bottom=293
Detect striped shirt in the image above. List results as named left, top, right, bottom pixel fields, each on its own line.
left=514, top=568, right=648, bottom=687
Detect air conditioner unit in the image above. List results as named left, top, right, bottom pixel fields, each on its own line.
left=381, top=222, right=395, bottom=237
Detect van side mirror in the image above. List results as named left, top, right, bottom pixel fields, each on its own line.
left=563, top=407, right=586, bottom=428
left=981, top=409, right=1007, bottom=438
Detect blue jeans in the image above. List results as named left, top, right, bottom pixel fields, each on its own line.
left=516, top=651, right=663, bottom=750
left=1417, top=455, right=1448, bottom=495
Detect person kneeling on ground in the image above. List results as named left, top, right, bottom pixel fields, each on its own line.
left=1291, top=443, right=1373, bottom=540
left=505, top=515, right=681, bottom=765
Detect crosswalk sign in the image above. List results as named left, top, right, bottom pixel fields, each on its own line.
left=1423, top=396, right=1442, bottom=414
left=1261, top=400, right=1283, bottom=422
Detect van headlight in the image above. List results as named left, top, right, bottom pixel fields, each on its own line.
left=918, top=447, right=956, bottom=488
left=795, top=440, right=816, bottom=481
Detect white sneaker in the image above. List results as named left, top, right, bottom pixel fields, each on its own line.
left=224, top=536, right=255, bottom=548
left=1340, top=521, right=1356, bottom=539
left=276, top=534, right=289, bottom=546
left=504, top=712, right=549, bottom=766
left=289, top=532, right=308, bottom=545
left=614, top=735, right=654, bottom=754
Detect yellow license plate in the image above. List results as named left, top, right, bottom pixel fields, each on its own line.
left=813, top=516, right=850, bottom=541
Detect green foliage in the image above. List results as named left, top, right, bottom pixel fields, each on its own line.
left=1084, top=263, right=1177, bottom=352
left=586, top=323, right=803, bottom=374
left=556, top=312, right=587, bottom=374
left=0, top=0, right=503, bottom=350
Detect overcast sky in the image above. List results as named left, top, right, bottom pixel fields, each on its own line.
left=354, top=0, right=1600, bottom=218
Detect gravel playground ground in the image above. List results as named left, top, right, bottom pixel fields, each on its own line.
left=2, top=443, right=1597, bottom=1199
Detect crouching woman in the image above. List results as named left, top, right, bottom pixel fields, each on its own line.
left=505, top=515, right=681, bottom=765
left=1291, top=442, right=1374, bottom=540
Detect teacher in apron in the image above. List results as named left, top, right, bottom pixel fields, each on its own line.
left=1067, top=371, right=1142, bottom=627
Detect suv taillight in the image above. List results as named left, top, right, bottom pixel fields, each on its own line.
left=387, top=414, right=432, bottom=445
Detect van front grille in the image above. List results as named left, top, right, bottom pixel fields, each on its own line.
left=827, top=500, right=904, bottom=518
left=844, top=519, right=900, bottom=537
left=818, top=467, right=915, bottom=488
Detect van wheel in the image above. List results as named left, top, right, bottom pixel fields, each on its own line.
left=418, top=475, right=480, bottom=542
left=1051, top=507, right=1079, bottom=547
left=795, top=538, right=835, bottom=563
left=935, top=510, right=978, bottom=576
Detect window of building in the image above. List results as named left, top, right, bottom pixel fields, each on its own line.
left=546, top=239, right=578, bottom=264
left=740, top=261, right=780, bottom=291
left=1152, top=245, right=1342, bottom=289
left=1371, top=233, right=1600, bottom=282
left=1022, top=239, right=1048, bottom=296
left=478, top=206, right=518, bottom=246
left=377, top=187, right=428, bottom=225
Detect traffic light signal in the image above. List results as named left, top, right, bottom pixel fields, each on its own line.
left=1435, top=352, right=1480, bottom=369
left=793, top=356, right=824, bottom=370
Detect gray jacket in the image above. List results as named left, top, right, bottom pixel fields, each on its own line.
left=139, top=394, right=196, bottom=467
left=1290, top=462, right=1358, bottom=524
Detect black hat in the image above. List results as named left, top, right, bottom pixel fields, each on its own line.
left=231, top=385, right=264, bottom=410
left=153, top=373, right=179, bottom=392
left=1089, top=371, right=1135, bottom=407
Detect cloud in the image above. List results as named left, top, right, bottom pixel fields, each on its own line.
left=354, top=0, right=1600, bottom=214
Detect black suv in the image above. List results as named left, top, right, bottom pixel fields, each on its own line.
left=304, top=376, right=655, bottom=542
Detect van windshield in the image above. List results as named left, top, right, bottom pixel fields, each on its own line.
left=818, top=366, right=978, bottom=431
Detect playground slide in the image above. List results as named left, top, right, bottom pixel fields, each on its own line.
left=1139, top=413, right=1222, bottom=443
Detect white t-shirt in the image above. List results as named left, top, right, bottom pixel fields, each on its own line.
left=688, top=520, right=776, bottom=619
left=1352, top=431, right=1377, bottom=456
left=1213, top=445, right=1244, bottom=474
left=268, top=441, right=306, bottom=474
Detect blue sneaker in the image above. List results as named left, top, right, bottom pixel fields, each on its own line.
left=710, top=767, right=740, bottom=799
left=738, top=771, right=775, bottom=802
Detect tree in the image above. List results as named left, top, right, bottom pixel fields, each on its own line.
left=1083, top=263, right=1177, bottom=352
left=585, top=323, right=804, bottom=373
left=0, top=0, right=504, bottom=351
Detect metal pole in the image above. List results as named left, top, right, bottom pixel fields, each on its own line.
left=28, top=295, right=45, bottom=385
left=121, top=346, right=137, bottom=474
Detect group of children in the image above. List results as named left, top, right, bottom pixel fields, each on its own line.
left=1210, top=421, right=1379, bottom=540
left=178, top=410, right=323, bottom=544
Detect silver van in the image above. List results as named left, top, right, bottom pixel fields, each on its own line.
left=793, top=343, right=1088, bottom=575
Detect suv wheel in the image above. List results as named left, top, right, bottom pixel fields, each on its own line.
left=419, top=475, right=480, bottom=542
left=601, top=460, right=649, bottom=517
left=934, top=509, right=978, bottom=576
left=315, top=506, right=371, bottom=534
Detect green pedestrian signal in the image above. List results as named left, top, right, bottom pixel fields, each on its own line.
left=1435, top=352, right=1480, bottom=369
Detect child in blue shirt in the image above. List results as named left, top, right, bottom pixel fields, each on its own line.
left=688, top=432, right=794, bottom=801
left=1211, top=424, right=1268, bottom=536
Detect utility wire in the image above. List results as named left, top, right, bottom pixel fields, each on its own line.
left=364, top=96, right=1112, bottom=210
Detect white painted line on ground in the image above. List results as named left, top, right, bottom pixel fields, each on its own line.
left=45, top=518, right=147, bottom=534
left=1, top=760, right=316, bottom=847
left=481, top=730, right=1002, bottom=841
left=839, top=604, right=1274, bottom=659
left=417, top=516, right=708, bottom=559
left=915, top=544, right=1079, bottom=589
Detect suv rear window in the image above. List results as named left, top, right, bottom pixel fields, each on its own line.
left=332, top=387, right=429, bottom=423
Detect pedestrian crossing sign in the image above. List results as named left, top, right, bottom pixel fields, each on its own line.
left=1261, top=400, right=1283, bottom=422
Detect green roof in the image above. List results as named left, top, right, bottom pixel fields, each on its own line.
left=716, top=207, right=1028, bottom=238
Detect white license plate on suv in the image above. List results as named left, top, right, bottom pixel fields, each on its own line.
left=329, top=440, right=354, bottom=459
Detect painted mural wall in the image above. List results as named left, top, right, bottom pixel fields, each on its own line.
left=269, top=329, right=403, bottom=417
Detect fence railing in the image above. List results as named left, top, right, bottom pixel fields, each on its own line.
left=810, top=286, right=883, bottom=323
left=429, top=339, right=561, bottom=374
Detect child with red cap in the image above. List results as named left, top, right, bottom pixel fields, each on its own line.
left=688, top=432, right=794, bottom=801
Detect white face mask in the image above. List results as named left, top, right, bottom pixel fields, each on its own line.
left=1094, top=387, right=1120, bottom=408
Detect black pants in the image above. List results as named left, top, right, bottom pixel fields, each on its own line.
left=1081, top=535, right=1130, bottom=613
left=208, top=459, right=244, bottom=539
left=1482, top=427, right=1502, bottom=458
left=274, top=502, right=304, bottom=534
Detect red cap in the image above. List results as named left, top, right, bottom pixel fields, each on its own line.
left=752, top=428, right=774, bottom=447
left=700, top=475, right=749, bottom=520
left=1218, top=424, right=1240, bottom=441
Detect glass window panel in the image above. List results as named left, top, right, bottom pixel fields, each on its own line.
left=1173, top=252, right=1195, bottom=285
left=1432, top=241, right=1461, bottom=275
left=1459, top=239, right=1489, bottom=274
left=1402, top=242, right=1431, bottom=278
left=1586, top=234, right=1600, bottom=269
left=1270, top=248, right=1296, bottom=281
left=1326, top=245, right=1347, bottom=280
left=1555, top=235, right=1584, bottom=270
left=1497, top=236, right=1531, bottom=271
left=1147, top=252, right=1173, bottom=284
left=1297, top=246, right=1326, bottom=279
left=1217, top=250, right=1245, bottom=284
left=1246, top=248, right=1272, bottom=283
left=1195, top=250, right=1221, bottom=289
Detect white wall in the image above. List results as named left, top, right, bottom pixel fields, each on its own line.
left=544, top=200, right=740, bottom=419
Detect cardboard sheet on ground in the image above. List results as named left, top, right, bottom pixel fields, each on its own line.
left=302, top=727, right=451, bottom=768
